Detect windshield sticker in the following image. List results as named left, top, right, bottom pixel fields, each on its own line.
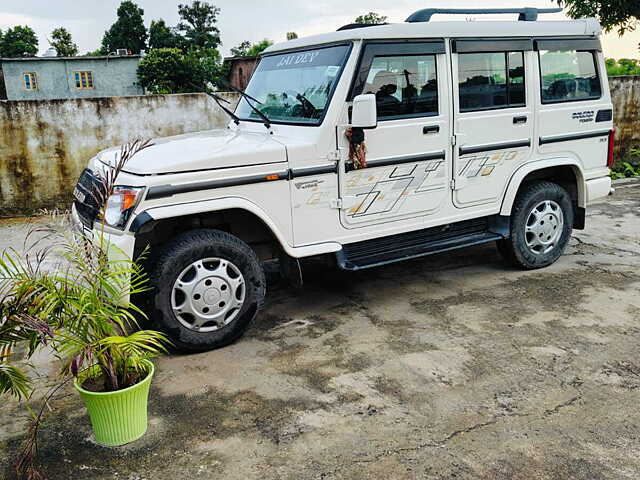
left=325, top=66, right=340, bottom=77
left=261, top=45, right=349, bottom=72
left=277, top=51, right=319, bottom=68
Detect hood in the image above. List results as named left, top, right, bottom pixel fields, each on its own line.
left=97, top=128, right=287, bottom=175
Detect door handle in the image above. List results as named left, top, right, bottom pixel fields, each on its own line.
left=513, top=116, right=528, bottom=125
left=423, top=125, right=440, bottom=134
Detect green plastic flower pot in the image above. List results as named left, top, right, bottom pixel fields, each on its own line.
left=74, top=360, right=154, bottom=446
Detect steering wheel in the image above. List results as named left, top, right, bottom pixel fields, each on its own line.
left=282, top=90, right=315, bottom=117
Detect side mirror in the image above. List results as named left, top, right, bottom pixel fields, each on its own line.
left=351, top=94, right=377, bottom=129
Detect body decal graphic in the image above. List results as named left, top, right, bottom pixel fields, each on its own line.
left=345, top=159, right=446, bottom=218
left=458, top=150, right=520, bottom=178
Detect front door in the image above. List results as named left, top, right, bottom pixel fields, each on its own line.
left=451, top=39, right=535, bottom=208
left=339, top=41, right=451, bottom=229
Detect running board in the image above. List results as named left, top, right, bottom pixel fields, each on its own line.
left=336, top=217, right=505, bottom=271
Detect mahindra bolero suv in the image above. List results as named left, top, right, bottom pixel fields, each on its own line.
left=72, top=8, right=615, bottom=351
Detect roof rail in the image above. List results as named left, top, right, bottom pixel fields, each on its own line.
left=337, top=23, right=387, bottom=31
left=406, top=7, right=563, bottom=23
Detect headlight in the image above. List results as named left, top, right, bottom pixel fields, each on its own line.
left=102, top=186, right=145, bottom=229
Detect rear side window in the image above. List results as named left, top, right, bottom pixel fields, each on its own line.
left=458, top=52, right=525, bottom=112
left=363, top=54, right=438, bottom=119
left=539, top=50, right=601, bottom=103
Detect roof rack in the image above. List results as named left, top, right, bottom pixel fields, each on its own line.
left=406, top=7, right=563, bottom=23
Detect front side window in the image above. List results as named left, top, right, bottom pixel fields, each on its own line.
left=237, top=44, right=351, bottom=125
left=363, top=54, right=438, bottom=119
left=74, top=71, right=94, bottom=89
left=23, top=72, right=37, bottom=90
left=458, top=52, right=525, bottom=111
left=539, top=50, right=601, bottom=103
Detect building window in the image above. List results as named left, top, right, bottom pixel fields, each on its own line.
left=74, top=71, right=94, bottom=89
left=23, top=73, right=38, bottom=90
left=458, top=51, right=526, bottom=112
left=539, top=50, right=601, bottom=104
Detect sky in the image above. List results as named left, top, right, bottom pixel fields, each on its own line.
left=0, top=0, right=638, bottom=59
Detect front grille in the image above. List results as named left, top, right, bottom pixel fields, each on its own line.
left=74, top=168, right=106, bottom=229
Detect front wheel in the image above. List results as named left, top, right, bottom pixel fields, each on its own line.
left=148, top=229, right=266, bottom=352
left=497, top=181, right=573, bottom=270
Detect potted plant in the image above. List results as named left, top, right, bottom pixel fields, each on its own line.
left=38, top=139, right=169, bottom=446
left=51, top=226, right=168, bottom=446
left=0, top=139, right=170, bottom=478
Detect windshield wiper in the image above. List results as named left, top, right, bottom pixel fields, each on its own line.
left=195, top=84, right=241, bottom=126
left=222, top=81, right=272, bottom=129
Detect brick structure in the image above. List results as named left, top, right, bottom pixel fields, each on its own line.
left=225, top=56, right=259, bottom=91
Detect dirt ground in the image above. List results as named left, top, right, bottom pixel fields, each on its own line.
left=1, top=183, right=639, bottom=480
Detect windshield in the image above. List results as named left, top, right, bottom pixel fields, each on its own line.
left=236, top=44, right=351, bottom=125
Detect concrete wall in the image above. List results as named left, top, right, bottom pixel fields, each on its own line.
left=610, top=76, right=640, bottom=165
left=1, top=56, right=143, bottom=101
left=0, top=92, right=239, bottom=215
left=0, top=77, right=638, bottom=216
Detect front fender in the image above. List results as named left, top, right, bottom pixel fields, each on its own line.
left=131, top=197, right=341, bottom=258
left=499, top=158, right=586, bottom=216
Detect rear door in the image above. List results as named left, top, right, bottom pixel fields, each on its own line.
left=339, top=41, right=451, bottom=229
left=451, top=39, right=535, bottom=208
left=535, top=38, right=611, bottom=174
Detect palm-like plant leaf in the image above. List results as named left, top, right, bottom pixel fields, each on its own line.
left=0, top=362, right=31, bottom=400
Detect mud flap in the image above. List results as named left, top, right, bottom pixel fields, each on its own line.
left=279, top=254, right=303, bottom=288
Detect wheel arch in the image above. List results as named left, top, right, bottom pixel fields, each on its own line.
left=500, top=159, right=586, bottom=229
left=131, top=197, right=292, bottom=261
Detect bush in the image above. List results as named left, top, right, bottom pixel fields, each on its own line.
left=611, top=148, right=640, bottom=179
left=606, top=58, right=640, bottom=76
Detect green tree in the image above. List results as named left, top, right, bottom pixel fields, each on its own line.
left=137, top=47, right=222, bottom=94
left=557, top=0, right=639, bottom=34
left=245, top=39, right=273, bottom=57
left=84, top=48, right=104, bottom=56
left=230, top=39, right=272, bottom=57
left=230, top=40, right=251, bottom=57
left=101, top=0, right=148, bottom=54
left=149, top=19, right=183, bottom=50
left=354, top=12, right=388, bottom=24
left=287, top=32, right=298, bottom=40
left=177, top=1, right=222, bottom=49
left=0, top=26, right=38, bottom=58
left=49, top=27, right=78, bottom=56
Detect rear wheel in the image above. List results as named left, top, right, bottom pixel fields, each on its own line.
left=148, top=229, right=266, bottom=352
left=497, top=181, right=573, bottom=269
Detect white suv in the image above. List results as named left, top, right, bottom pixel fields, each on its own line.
left=72, top=8, right=615, bottom=351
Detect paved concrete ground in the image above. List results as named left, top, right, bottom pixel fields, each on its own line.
left=1, top=184, right=640, bottom=479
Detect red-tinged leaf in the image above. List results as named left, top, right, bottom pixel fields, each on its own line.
left=70, top=356, right=80, bottom=377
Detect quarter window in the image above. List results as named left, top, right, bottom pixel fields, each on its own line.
left=23, top=72, right=37, bottom=90
left=363, top=54, right=438, bottom=119
left=458, top=52, right=526, bottom=111
left=74, top=71, right=94, bottom=89
left=539, top=50, right=601, bottom=103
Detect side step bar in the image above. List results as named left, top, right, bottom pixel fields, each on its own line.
left=336, top=217, right=506, bottom=271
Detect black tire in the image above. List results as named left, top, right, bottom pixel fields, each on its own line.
left=147, top=229, right=266, bottom=352
left=496, top=181, right=573, bottom=270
